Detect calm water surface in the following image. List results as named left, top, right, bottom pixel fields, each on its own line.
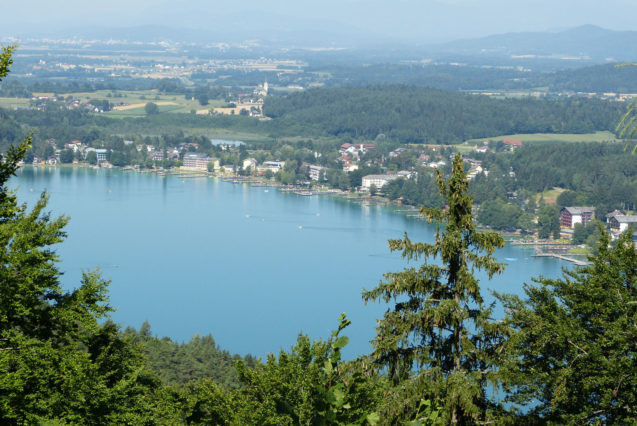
left=13, top=166, right=567, bottom=357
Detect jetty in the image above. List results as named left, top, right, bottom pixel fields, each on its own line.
left=533, top=252, right=590, bottom=266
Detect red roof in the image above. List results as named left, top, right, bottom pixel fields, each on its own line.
left=503, top=138, right=522, bottom=146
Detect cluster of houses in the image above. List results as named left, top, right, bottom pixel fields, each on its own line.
left=30, top=95, right=112, bottom=113
left=560, top=206, right=637, bottom=241
left=359, top=152, right=486, bottom=192
left=338, top=143, right=376, bottom=173
left=464, top=158, right=485, bottom=180
left=33, top=139, right=203, bottom=168
left=30, top=140, right=111, bottom=167
left=390, top=146, right=449, bottom=170
left=472, top=138, right=522, bottom=154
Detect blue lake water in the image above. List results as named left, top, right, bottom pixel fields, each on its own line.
left=13, top=166, right=567, bottom=358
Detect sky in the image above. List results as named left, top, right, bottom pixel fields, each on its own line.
left=3, top=0, right=637, bottom=43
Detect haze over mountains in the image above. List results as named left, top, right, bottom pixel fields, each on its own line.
left=433, top=25, right=637, bottom=63
left=4, top=0, right=637, bottom=48
left=5, top=24, right=637, bottom=68
left=3, top=0, right=637, bottom=80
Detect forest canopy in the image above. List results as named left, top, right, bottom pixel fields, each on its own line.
left=264, top=85, right=623, bottom=143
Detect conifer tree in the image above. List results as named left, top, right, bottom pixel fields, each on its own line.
left=363, top=153, right=507, bottom=423
left=499, top=228, right=637, bottom=423
left=616, top=63, right=637, bottom=154
left=0, top=45, right=167, bottom=424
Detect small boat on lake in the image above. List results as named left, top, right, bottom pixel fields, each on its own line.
left=293, top=191, right=314, bottom=196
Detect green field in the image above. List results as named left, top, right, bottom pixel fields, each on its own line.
left=105, top=103, right=191, bottom=118
left=54, top=89, right=225, bottom=117
left=465, top=131, right=619, bottom=145
left=405, top=143, right=476, bottom=154
left=0, top=97, right=30, bottom=109
left=536, top=187, right=565, bottom=204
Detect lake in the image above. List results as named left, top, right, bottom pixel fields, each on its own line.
left=13, top=166, right=567, bottom=358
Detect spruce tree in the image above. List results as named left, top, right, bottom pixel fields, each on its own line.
left=616, top=63, right=637, bottom=154
left=499, top=228, right=637, bottom=423
left=363, top=153, right=507, bottom=424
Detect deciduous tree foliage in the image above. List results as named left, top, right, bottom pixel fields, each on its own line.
left=0, top=45, right=167, bottom=424
left=363, top=154, right=508, bottom=423
left=231, top=314, right=383, bottom=425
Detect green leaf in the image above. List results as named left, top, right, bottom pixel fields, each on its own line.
left=366, top=413, right=380, bottom=425
left=327, top=387, right=345, bottom=406
left=332, top=336, right=349, bottom=350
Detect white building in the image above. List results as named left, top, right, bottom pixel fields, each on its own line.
left=84, top=148, right=108, bottom=162
left=260, top=161, right=286, bottom=174
left=308, top=164, right=328, bottom=181
left=64, top=142, right=82, bottom=152
left=343, top=163, right=359, bottom=173
left=427, top=160, right=446, bottom=169
left=397, top=171, right=415, bottom=179
left=560, top=207, right=595, bottom=229
left=208, top=157, right=220, bottom=171
left=362, top=174, right=400, bottom=190
left=242, top=158, right=258, bottom=171
left=96, top=150, right=108, bottom=162
left=609, top=215, right=637, bottom=233
left=183, top=153, right=211, bottom=171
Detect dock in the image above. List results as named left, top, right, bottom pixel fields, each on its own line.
left=532, top=252, right=590, bottom=266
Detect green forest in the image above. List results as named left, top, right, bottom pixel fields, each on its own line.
left=314, top=62, right=637, bottom=93
left=0, top=82, right=626, bottom=156
left=468, top=142, right=637, bottom=231
left=263, top=85, right=623, bottom=142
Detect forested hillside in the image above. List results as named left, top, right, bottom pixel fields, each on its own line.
left=0, top=84, right=624, bottom=152
left=472, top=142, right=637, bottom=211
left=316, top=62, right=637, bottom=93
left=264, top=85, right=623, bottom=143
left=123, top=323, right=258, bottom=387
left=539, top=63, right=637, bottom=93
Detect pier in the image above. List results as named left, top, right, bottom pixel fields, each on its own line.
left=532, top=252, right=590, bottom=266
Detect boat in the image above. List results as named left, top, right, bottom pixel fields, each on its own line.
left=293, top=191, right=314, bottom=196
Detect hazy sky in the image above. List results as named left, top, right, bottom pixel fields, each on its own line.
left=3, top=0, right=637, bottom=42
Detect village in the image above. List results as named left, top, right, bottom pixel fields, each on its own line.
left=20, top=132, right=637, bottom=257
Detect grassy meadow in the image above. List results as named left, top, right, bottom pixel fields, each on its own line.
left=465, top=131, right=619, bottom=145
left=47, top=89, right=225, bottom=117
left=0, top=97, right=31, bottom=109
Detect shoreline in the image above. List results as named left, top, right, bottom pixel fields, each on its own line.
left=20, top=163, right=582, bottom=260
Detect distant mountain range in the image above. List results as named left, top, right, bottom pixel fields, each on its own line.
left=428, top=25, right=637, bottom=62
left=5, top=24, right=637, bottom=66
